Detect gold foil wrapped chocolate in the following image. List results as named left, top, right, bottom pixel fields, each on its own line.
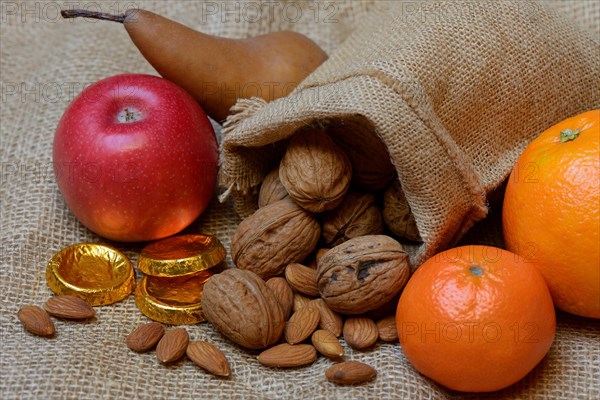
left=137, top=234, right=226, bottom=276
left=135, top=234, right=226, bottom=325
left=46, top=243, right=135, bottom=306
left=135, top=267, right=222, bottom=325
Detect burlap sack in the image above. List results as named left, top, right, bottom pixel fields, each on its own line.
left=219, top=0, right=599, bottom=266
left=2, top=1, right=599, bottom=399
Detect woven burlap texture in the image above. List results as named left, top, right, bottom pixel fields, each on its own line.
left=219, top=0, right=599, bottom=268
left=1, top=1, right=599, bottom=399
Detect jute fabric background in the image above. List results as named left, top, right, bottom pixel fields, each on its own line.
left=1, top=1, right=599, bottom=399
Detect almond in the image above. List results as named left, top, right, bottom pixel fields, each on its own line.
left=376, top=315, right=398, bottom=342
left=292, top=292, right=314, bottom=313
left=285, top=305, right=320, bottom=344
left=325, top=361, right=377, bottom=385
left=311, top=329, right=344, bottom=359
left=18, top=306, right=55, bottom=337
left=43, top=295, right=95, bottom=320
left=257, top=343, right=317, bottom=367
left=343, top=317, right=378, bottom=350
left=285, top=263, right=319, bottom=297
left=126, top=322, right=165, bottom=352
left=156, top=328, right=189, bottom=363
left=186, top=341, right=231, bottom=377
left=311, top=298, right=343, bottom=337
left=266, top=277, right=294, bottom=320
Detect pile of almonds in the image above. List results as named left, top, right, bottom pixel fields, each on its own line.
left=126, top=322, right=231, bottom=377
left=18, top=296, right=233, bottom=378
left=202, top=127, right=415, bottom=385
left=18, top=295, right=96, bottom=337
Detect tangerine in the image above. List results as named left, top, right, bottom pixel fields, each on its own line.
left=396, top=245, right=555, bottom=392
left=503, top=110, right=600, bottom=318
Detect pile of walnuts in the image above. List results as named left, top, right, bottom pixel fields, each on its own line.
left=232, top=127, right=419, bottom=282
left=202, top=127, right=421, bottom=383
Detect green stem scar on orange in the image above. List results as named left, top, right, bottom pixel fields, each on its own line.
left=559, top=128, right=581, bottom=142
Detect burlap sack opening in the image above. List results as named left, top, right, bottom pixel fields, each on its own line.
left=219, top=0, right=600, bottom=266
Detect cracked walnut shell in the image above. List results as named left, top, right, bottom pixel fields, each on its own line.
left=317, top=235, right=410, bottom=314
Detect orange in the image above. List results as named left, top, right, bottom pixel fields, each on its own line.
left=396, top=245, right=555, bottom=393
left=503, top=110, right=600, bottom=318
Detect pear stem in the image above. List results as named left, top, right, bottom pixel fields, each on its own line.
left=61, top=9, right=127, bottom=23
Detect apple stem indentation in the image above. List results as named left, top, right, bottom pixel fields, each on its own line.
left=118, top=108, right=142, bottom=123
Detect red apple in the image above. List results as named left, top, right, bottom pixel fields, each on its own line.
left=53, top=74, right=218, bottom=242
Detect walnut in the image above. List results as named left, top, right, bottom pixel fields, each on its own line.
left=327, top=121, right=396, bottom=191
left=202, top=268, right=284, bottom=349
left=321, top=192, right=384, bottom=247
left=383, top=181, right=421, bottom=242
left=230, top=197, right=320, bottom=279
left=317, top=235, right=410, bottom=314
left=279, top=128, right=352, bottom=213
left=258, top=167, right=289, bottom=208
